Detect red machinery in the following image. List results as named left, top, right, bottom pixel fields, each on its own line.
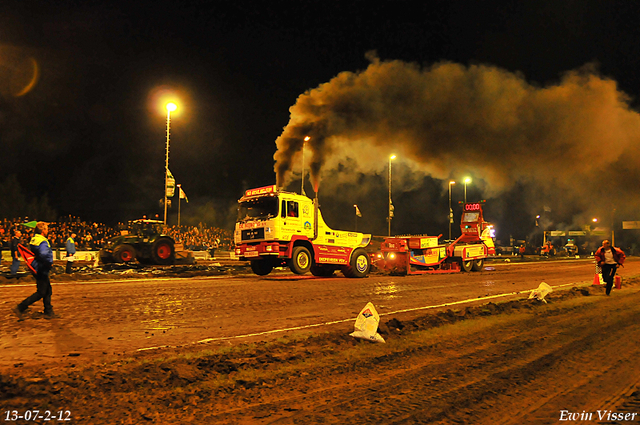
left=381, top=201, right=495, bottom=274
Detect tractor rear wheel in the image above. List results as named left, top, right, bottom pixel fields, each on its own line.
left=151, top=238, right=175, bottom=265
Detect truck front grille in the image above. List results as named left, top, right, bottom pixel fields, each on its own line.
left=241, top=227, right=265, bottom=241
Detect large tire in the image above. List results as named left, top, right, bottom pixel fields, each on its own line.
left=113, top=244, right=136, bottom=263
left=342, top=248, right=370, bottom=278
left=471, top=258, right=484, bottom=271
left=251, top=260, right=273, bottom=276
left=289, top=246, right=312, bottom=275
left=460, top=258, right=473, bottom=272
left=151, top=238, right=175, bottom=265
left=310, top=263, right=335, bottom=277
left=99, top=249, right=114, bottom=264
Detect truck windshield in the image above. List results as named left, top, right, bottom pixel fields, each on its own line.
left=237, top=196, right=279, bottom=222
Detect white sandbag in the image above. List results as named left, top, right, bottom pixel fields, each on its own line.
left=529, top=282, right=553, bottom=303
left=350, top=302, right=385, bottom=343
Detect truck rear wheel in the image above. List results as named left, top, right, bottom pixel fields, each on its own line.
left=251, top=260, right=273, bottom=276
left=472, top=258, right=484, bottom=271
left=460, top=258, right=473, bottom=272
left=113, top=244, right=136, bottom=263
left=289, top=246, right=312, bottom=275
left=152, top=238, right=175, bottom=265
left=342, top=248, right=370, bottom=278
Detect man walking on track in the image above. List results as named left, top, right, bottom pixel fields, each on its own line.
left=595, top=239, right=626, bottom=296
left=13, top=222, right=57, bottom=319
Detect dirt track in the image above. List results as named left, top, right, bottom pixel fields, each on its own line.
left=2, top=258, right=640, bottom=424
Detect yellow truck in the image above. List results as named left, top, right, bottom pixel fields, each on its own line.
left=234, top=185, right=371, bottom=277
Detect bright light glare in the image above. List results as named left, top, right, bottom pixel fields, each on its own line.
left=592, top=218, right=598, bottom=222
left=464, top=177, right=472, bottom=184
left=449, top=181, right=456, bottom=185
left=304, top=136, right=311, bottom=142
left=166, top=102, right=177, bottom=112
left=390, top=154, right=396, bottom=160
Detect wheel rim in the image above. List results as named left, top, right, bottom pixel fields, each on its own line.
left=157, top=243, right=171, bottom=259
left=297, top=252, right=309, bottom=268
left=121, top=250, right=133, bottom=262
left=464, top=260, right=472, bottom=268
left=356, top=255, right=368, bottom=273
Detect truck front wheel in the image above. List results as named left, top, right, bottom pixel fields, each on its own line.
left=289, top=246, right=312, bottom=275
left=342, top=248, right=371, bottom=278
left=251, top=260, right=273, bottom=276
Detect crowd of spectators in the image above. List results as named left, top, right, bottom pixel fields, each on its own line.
left=0, top=217, right=233, bottom=253
left=165, top=224, right=233, bottom=251
left=1, top=216, right=119, bottom=251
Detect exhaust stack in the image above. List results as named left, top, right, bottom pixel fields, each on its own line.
left=313, top=188, right=319, bottom=241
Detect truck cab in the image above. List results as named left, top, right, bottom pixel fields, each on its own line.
left=235, top=185, right=371, bottom=278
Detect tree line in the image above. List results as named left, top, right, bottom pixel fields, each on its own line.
left=0, top=175, right=57, bottom=221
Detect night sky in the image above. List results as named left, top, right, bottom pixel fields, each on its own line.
left=2, top=1, right=640, bottom=244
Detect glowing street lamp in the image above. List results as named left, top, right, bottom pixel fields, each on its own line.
left=301, top=136, right=310, bottom=196
left=464, top=177, right=472, bottom=203
left=164, top=102, right=177, bottom=226
left=388, top=154, right=396, bottom=237
left=448, top=181, right=456, bottom=241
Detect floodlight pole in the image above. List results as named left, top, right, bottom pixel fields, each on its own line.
left=164, top=108, right=171, bottom=226
left=388, top=155, right=396, bottom=237
left=177, top=184, right=182, bottom=227
left=448, top=181, right=456, bottom=241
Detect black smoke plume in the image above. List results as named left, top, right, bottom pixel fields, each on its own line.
left=274, top=55, right=640, bottom=224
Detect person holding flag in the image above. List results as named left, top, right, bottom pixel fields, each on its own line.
left=13, top=222, right=56, bottom=319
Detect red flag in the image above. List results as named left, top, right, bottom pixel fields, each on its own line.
left=17, top=244, right=36, bottom=276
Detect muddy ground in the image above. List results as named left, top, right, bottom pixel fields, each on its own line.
left=2, top=259, right=640, bottom=424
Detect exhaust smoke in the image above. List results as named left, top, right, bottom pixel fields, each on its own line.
left=274, top=55, right=640, bottom=222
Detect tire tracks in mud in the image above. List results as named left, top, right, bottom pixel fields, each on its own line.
left=207, top=286, right=640, bottom=424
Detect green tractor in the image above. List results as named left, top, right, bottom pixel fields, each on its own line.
left=100, top=219, right=176, bottom=265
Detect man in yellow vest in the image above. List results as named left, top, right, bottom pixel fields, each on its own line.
left=66, top=232, right=76, bottom=274
left=13, top=222, right=56, bottom=319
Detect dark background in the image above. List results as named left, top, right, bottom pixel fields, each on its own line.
left=2, top=1, right=640, bottom=246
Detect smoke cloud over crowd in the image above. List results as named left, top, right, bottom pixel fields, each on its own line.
left=274, top=55, right=640, bottom=225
